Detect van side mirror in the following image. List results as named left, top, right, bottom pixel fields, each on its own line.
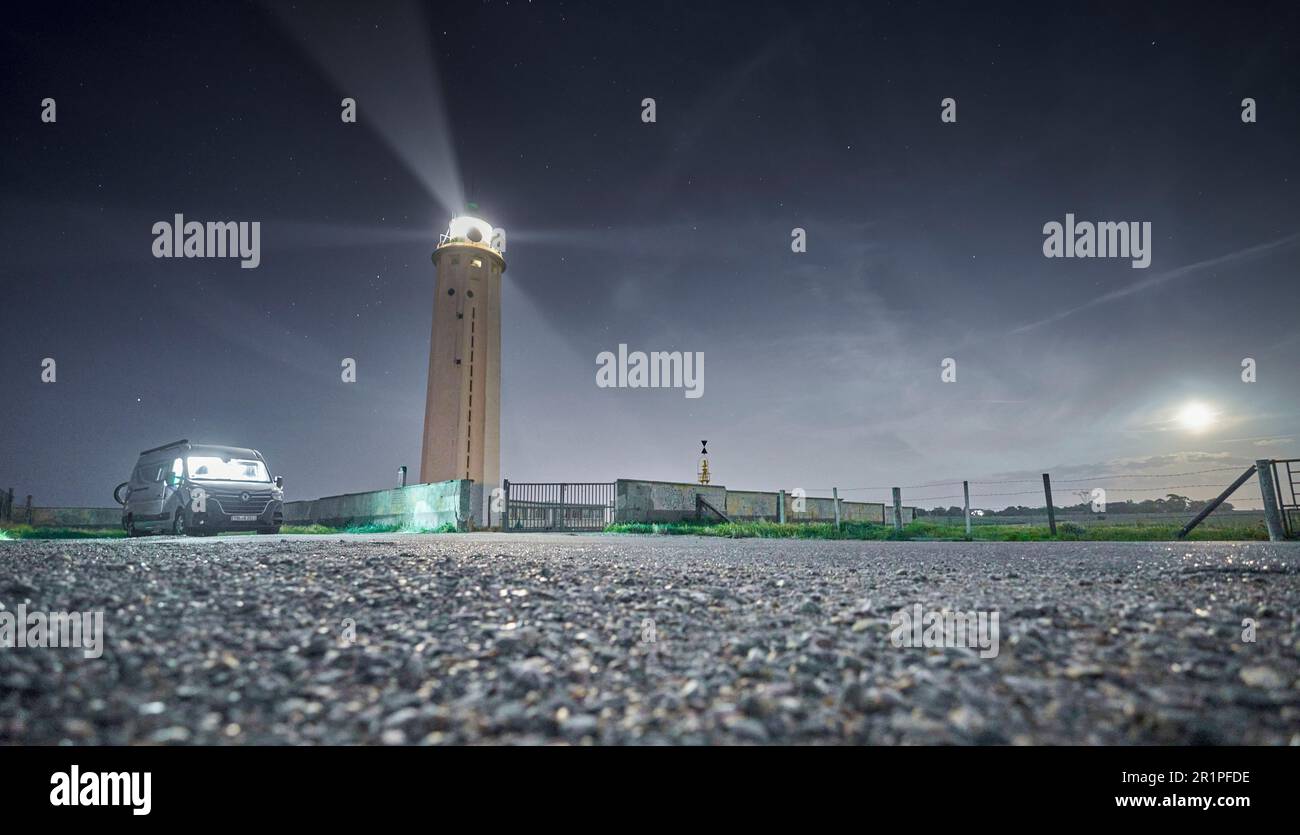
left=275, top=476, right=284, bottom=489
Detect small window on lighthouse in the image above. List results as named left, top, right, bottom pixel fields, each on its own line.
left=471, top=258, right=483, bottom=269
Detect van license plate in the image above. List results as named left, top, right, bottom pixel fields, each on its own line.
left=231, top=515, right=257, bottom=522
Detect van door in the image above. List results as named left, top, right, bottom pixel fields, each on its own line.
left=159, top=457, right=184, bottom=521
left=124, top=464, right=148, bottom=519
left=129, top=460, right=167, bottom=525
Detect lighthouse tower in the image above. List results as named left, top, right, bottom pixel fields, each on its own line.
left=420, top=214, right=505, bottom=495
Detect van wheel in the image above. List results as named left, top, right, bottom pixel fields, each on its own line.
left=258, top=527, right=281, bottom=535
left=171, top=512, right=187, bottom=536
left=127, top=516, right=145, bottom=537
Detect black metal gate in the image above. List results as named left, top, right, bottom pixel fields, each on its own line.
left=1271, top=459, right=1299, bottom=538
left=503, top=481, right=614, bottom=532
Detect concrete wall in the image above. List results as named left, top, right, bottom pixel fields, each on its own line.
left=726, top=490, right=779, bottom=520
left=615, top=479, right=727, bottom=523
left=617, top=480, right=911, bottom=525
left=0, top=484, right=472, bottom=531
left=792, top=496, right=837, bottom=522
left=3, top=483, right=912, bottom=531
left=848, top=500, right=893, bottom=523
left=787, top=496, right=888, bottom=524
left=726, top=491, right=884, bottom=523
left=283, top=479, right=473, bottom=530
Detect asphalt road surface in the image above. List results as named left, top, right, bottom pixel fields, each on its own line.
left=2, top=533, right=1297, bottom=744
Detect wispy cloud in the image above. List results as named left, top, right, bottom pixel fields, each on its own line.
left=993, top=450, right=1241, bottom=481
left=1010, top=231, right=1300, bottom=335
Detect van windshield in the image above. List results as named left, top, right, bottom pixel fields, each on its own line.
left=186, top=456, right=269, bottom=482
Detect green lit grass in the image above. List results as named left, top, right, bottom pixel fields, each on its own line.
left=603, top=519, right=1270, bottom=542
left=279, top=521, right=459, bottom=535
left=0, top=519, right=1267, bottom=542
left=0, top=522, right=458, bottom=540
left=0, top=524, right=127, bottom=540
left=278, top=524, right=336, bottom=535
left=605, top=520, right=900, bottom=540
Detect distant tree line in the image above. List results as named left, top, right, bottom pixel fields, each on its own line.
left=917, top=494, right=1234, bottom=517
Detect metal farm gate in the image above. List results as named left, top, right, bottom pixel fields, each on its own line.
left=503, top=481, right=614, bottom=532
left=1271, top=459, right=1300, bottom=539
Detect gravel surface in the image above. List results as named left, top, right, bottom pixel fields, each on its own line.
left=2, top=533, right=1298, bottom=745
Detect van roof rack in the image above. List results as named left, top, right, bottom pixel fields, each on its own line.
left=139, top=439, right=190, bottom=455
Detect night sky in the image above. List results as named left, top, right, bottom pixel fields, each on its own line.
left=2, top=0, right=1298, bottom=510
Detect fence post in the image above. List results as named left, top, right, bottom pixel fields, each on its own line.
left=558, top=483, right=566, bottom=531
left=777, top=490, right=785, bottom=524
left=830, top=487, right=840, bottom=531
left=1042, top=474, right=1056, bottom=536
left=892, top=487, right=902, bottom=533
left=1257, top=459, right=1285, bottom=542
left=1, top=487, right=10, bottom=522
left=963, top=480, right=971, bottom=538
left=24, top=495, right=33, bottom=525
left=502, top=479, right=511, bottom=531
left=1177, top=464, right=1256, bottom=539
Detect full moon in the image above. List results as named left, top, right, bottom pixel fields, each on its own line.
left=1177, top=402, right=1216, bottom=432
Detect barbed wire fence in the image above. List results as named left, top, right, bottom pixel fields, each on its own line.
left=804, top=461, right=1287, bottom=535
